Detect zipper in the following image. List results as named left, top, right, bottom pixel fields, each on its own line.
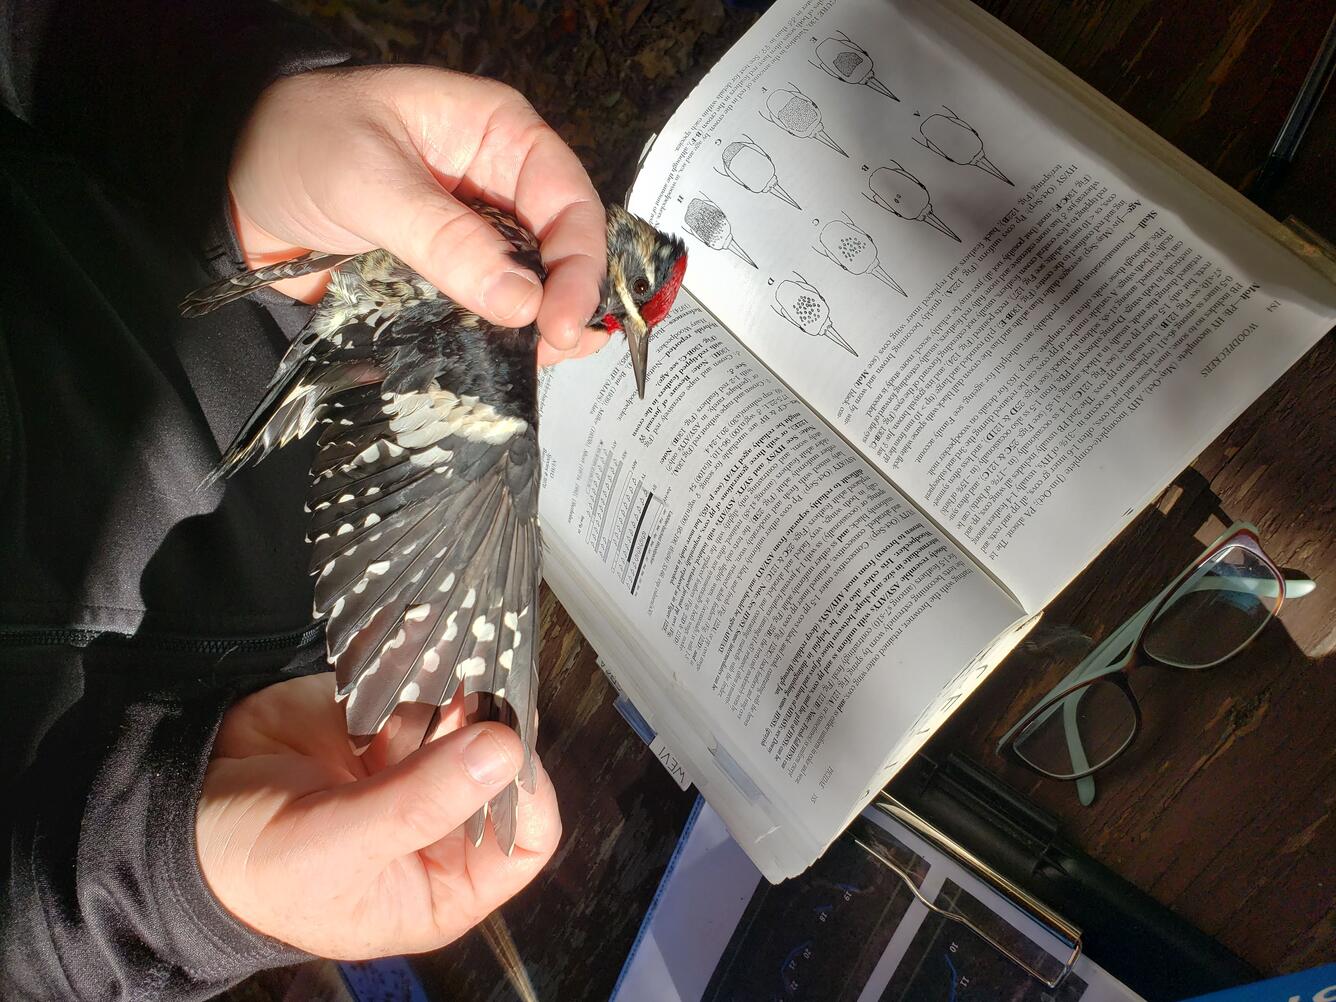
left=0, top=621, right=325, bottom=656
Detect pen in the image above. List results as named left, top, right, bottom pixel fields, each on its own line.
left=1248, top=13, right=1336, bottom=211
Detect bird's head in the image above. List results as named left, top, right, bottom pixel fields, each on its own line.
left=596, top=204, right=687, bottom=398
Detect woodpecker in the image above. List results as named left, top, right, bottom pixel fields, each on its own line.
left=181, top=202, right=686, bottom=852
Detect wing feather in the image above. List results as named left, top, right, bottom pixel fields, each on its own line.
left=314, top=383, right=542, bottom=811
left=503, top=521, right=540, bottom=792
left=321, top=500, right=454, bottom=664
left=332, top=477, right=506, bottom=711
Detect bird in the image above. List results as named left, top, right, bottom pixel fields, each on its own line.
left=180, top=201, right=687, bottom=853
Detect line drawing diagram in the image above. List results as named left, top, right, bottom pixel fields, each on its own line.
left=815, top=216, right=907, bottom=296
left=915, top=106, right=1013, bottom=185
left=761, top=83, right=849, bottom=157
left=682, top=194, right=757, bottom=267
left=865, top=161, right=960, bottom=242
left=810, top=31, right=898, bottom=102
left=716, top=136, right=801, bottom=208
left=773, top=274, right=857, bottom=355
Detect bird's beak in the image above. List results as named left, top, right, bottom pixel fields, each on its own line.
left=624, top=312, right=650, bottom=399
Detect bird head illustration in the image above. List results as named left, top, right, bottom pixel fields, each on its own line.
left=596, top=204, right=688, bottom=399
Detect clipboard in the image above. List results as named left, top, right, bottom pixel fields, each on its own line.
left=857, top=794, right=1083, bottom=990
left=883, top=752, right=1257, bottom=1001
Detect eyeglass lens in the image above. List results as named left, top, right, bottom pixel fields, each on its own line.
left=1012, top=678, right=1137, bottom=779
left=1143, top=541, right=1281, bottom=668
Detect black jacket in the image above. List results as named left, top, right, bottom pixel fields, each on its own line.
left=1, top=1, right=352, bottom=997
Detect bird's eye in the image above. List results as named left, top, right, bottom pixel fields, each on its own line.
left=633, top=277, right=651, bottom=297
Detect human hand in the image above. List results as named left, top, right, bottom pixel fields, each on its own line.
left=228, top=66, right=610, bottom=366
left=196, top=673, right=560, bottom=958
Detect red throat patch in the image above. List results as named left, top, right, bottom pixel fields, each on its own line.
left=641, top=255, right=687, bottom=327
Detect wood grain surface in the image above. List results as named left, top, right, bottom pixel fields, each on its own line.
left=230, top=1, right=1336, bottom=998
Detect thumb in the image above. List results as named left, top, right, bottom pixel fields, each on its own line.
left=359, top=160, right=542, bottom=328
left=309, top=722, right=523, bottom=865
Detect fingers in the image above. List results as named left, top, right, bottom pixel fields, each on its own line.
left=507, top=122, right=606, bottom=355
left=404, top=76, right=606, bottom=353
left=490, top=759, right=560, bottom=859
left=358, top=702, right=435, bottom=773
left=342, top=76, right=602, bottom=341
left=228, top=65, right=610, bottom=354
left=305, top=721, right=525, bottom=866
left=537, top=341, right=576, bottom=367
left=361, top=688, right=472, bottom=773
left=537, top=327, right=611, bottom=367
left=421, top=759, right=562, bottom=920
left=535, top=251, right=604, bottom=360
left=354, top=157, right=543, bottom=328
left=570, top=328, right=612, bottom=359
left=531, top=216, right=605, bottom=356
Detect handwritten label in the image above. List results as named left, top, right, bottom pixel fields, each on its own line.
left=650, top=736, right=693, bottom=791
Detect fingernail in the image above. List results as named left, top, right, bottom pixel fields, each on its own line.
left=461, top=729, right=517, bottom=785
left=481, top=270, right=540, bottom=323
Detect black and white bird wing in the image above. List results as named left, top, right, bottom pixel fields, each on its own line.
left=184, top=206, right=550, bottom=854
left=183, top=252, right=389, bottom=483
left=207, top=319, right=384, bottom=483
left=304, top=307, right=542, bottom=854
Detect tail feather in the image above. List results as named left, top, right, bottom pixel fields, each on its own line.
left=179, top=251, right=356, bottom=317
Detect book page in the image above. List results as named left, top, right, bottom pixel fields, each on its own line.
left=628, top=0, right=1336, bottom=611
left=538, top=292, right=1023, bottom=880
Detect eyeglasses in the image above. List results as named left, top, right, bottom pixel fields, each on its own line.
left=997, top=524, right=1314, bottom=799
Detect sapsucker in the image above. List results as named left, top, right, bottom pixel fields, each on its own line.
left=181, top=202, right=686, bottom=852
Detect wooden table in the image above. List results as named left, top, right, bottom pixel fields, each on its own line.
left=233, top=1, right=1336, bottom=998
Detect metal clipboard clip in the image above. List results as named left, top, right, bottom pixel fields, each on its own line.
left=856, top=794, right=1083, bottom=990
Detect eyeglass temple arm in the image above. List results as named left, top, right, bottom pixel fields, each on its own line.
left=1068, top=573, right=1311, bottom=692
left=996, top=588, right=1168, bottom=753
left=1024, top=573, right=1312, bottom=708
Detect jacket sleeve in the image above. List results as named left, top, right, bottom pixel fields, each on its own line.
left=0, top=2, right=350, bottom=997
left=1, top=654, right=326, bottom=1002
left=0, top=0, right=348, bottom=246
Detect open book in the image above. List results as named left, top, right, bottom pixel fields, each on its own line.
left=537, top=0, right=1336, bottom=881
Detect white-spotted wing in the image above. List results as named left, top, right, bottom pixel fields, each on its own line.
left=304, top=307, right=542, bottom=854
